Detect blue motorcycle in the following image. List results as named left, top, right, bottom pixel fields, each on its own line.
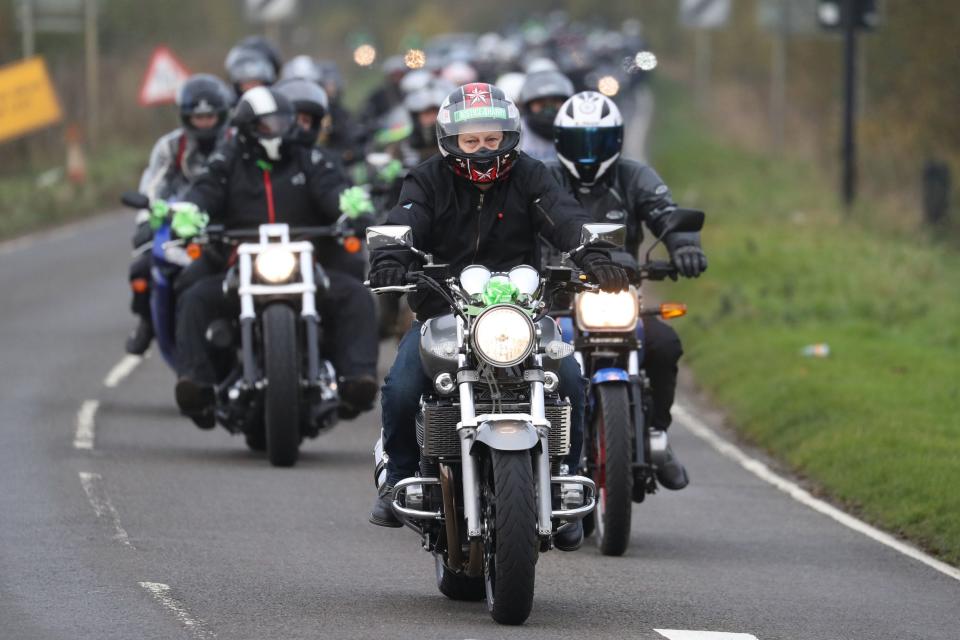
left=555, top=208, right=704, bottom=556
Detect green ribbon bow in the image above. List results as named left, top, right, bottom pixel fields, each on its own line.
left=339, top=186, right=375, bottom=219
left=169, top=203, right=209, bottom=239
left=148, top=200, right=171, bottom=230
left=481, top=279, right=520, bottom=306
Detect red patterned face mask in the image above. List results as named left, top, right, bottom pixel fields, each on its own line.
left=449, top=150, right=517, bottom=184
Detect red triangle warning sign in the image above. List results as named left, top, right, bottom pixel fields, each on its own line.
left=138, top=46, right=191, bottom=106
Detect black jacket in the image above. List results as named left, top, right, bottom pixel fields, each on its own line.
left=184, top=139, right=347, bottom=230
left=547, top=158, right=676, bottom=257
left=373, top=153, right=595, bottom=320
left=183, top=139, right=351, bottom=268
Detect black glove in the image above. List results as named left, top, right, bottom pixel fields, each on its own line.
left=664, top=231, right=708, bottom=278
left=577, top=250, right=630, bottom=292
left=368, top=259, right=407, bottom=288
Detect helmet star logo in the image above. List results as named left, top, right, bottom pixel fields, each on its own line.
left=466, top=86, right=490, bottom=106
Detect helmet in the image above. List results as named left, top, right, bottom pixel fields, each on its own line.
left=237, top=35, right=283, bottom=76
left=273, top=78, right=329, bottom=147
left=225, top=45, right=277, bottom=93
left=315, top=60, right=344, bottom=99
left=494, top=72, right=526, bottom=104
left=554, top=91, right=623, bottom=186
left=176, top=74, right=234, bottom=143
left=404, top=84, right=446, bottom=150
left=440, top=61, right=478, bottom=86
left=232, top=86, right=296, bottom=161
left=399, top=69, right=433, bottom=96
left=518, top=70, right=574, bottom=139
left=524, top=57, right=559, bottom=74
left=280, top=55, right=322, bottom=83
left=436, top=83, right=521, bottom=184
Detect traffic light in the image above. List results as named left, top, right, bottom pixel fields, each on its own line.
left=818, top=0, right=879, bottom=31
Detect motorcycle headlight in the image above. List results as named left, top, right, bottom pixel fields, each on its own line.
left=472, top=305, right=535, bottom=367
left=575, top=287, right=639, bottom=332
left=255, top=248, right=297, bottom=283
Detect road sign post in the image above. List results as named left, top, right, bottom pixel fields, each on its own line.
left=679, top=0, right=731, bottom=110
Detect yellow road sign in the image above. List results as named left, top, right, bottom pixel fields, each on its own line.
left=0, top=57, right=63, bottom=144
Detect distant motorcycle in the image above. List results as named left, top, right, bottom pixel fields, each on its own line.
left=554, top=208, right=704, bottom=555
left=121, top=192, right=360, bottom=466
left=366, top=223, right=619, bottom=625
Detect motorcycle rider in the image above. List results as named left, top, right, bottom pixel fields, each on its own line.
left=550, top=91, right=708, bottom=490
left=172, top=87, right=379, bottom=427
left=367, top=83, right=629, bottom=551
left=518, top=69, right=574, bottom=162
left=225, top=43, right=277, bottom=96
left=125, top=73, right=234, bottom=355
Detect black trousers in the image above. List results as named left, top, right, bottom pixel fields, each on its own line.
left=642, top=317, right=684, bottom=430
left=175, top=261, right=378, bottom=385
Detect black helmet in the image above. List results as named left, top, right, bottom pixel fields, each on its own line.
left=519, top=70, right=574, bottom=139
left=273, top=78, right=329, bottom=147
left=232, top=86, right=296, bottom=161
left=176, top=74, right=234, bottom=143
left=436, top=83, right=521, bottom=184
left=237, top=35, right=283, bottom=76
left=225, top=45, right=277, bottom=94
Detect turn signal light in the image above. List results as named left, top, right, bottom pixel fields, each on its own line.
left=131, top=278, right=149, bottom=294
left=343, top=236, right=362, bottom=254
left=186, top=243, right=202, bottom=260
left=659, top=302, right=687, bottom=320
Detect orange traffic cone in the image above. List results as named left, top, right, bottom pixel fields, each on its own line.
left=66, top=124, right=87, bottom=185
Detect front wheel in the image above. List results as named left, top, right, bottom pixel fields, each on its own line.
left=483, top=450, right=538, bottom=625
left=263, top=304, right=301, bottom=467
left=592, top=384, right=633, bottom=556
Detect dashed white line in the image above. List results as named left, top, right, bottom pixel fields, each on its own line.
left=78, top=471, right=134, bottom=549
left=139, top=582, right=214, bottom=639
left=74, top=400, right=100, bottom=450
left=103, top=354, right=143, bottom=388
left=656, top=631, right=757, bottom=640
left=674, top=403, right=960, bottom=582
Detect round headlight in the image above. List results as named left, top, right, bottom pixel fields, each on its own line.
left=575, top=287, right=639, bottom=332
left=472, top=305, right=535, bottom=367
left=255, top=248, right=297, bottom=283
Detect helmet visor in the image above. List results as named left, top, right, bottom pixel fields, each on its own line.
left=255, top=113, right=294, bottom=137
left=555, top=126, right=622, bottom=164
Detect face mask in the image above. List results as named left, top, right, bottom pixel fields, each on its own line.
left=259, top=137, right=282, bottom=161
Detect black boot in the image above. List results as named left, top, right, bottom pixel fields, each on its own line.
left=338, top=375, right=379, bottom=420
left=369, top=484, right=402, bottom=528
left=655, top=444, right=690, bottom=490
left=554, top=521, right=584, bottom=552
left=125, top=318, right=154, bottom=355
left=174, top=378, right=216, bottom=430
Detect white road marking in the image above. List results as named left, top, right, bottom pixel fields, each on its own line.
left=139, top=582, right=214, bottom=639
left=78, top=471, right=134, bottom=549
left=674, top=404, right=960, bottom=582
left=656, top=631, right=757, bottom=640
left=74, top=400, right=99, bottom=450
left=103, top=354, right=143, bottom=388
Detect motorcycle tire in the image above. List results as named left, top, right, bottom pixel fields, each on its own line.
left=263, top=303, right=301, bottom=467
left=484, top=450, right=538, bottom=625
left=435, top=555, right=484, bottom=601
left=592, top=384, right=633, bottom=556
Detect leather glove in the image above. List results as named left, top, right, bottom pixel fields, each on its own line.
left=577, top=250, right=630, bottom=293
left=368, top=260, right=407, bottom=288
left=664, top=231, right=708, bottom=278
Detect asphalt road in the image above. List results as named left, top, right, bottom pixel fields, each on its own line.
left=1, top=93, right=958, bottom=638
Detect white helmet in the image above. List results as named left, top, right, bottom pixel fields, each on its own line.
left=554, top=91, right=624, bottom=185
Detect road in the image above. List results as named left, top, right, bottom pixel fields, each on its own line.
left=1, top=91, right=958, bottom=638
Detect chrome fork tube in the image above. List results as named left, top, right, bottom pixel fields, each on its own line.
left=457, top=354, right=482, bottom=538
left=531, top=356, right=552, bottom=536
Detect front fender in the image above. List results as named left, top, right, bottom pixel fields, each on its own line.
left=473, top=418, right=540, bottom=452
left=591, top=367, right=630, bottom=385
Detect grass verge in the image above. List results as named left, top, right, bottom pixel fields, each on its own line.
left=0, top=141, right=149, bottom=241
left=649, top=81, right=960, bottom=565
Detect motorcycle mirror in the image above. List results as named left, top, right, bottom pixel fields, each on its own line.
left=657, top=208, right=705, bottom=238
left=579, top=223, right=626, bottom=249
left=121, top=191, right=149, bottom=210
left=365, top=225, right=414, bottom=251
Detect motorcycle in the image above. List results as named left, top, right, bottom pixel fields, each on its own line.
left=120, top=192, right=359, bottom=467
left=365, top=223, right=621, bottom=625
left=554, top=208, right=704, bottom=555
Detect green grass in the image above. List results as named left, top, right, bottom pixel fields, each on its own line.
left=0, top=142, right=149, bottom=240
left=649, top=81, right=960, bottom=565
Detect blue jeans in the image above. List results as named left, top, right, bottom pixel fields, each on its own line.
left=381, top=322, right=586, bottom=485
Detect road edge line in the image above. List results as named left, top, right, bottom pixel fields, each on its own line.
left=74, top=400, right=99, bottom=450
left=674, top=403, right=960, bottom=583
left=139, top=582, right=214, bottom=639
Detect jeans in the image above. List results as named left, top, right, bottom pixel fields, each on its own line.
left=381, top=322, right=586, bottom=485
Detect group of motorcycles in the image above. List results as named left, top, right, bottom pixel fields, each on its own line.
left=119, top=19, right=696, bottom=626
